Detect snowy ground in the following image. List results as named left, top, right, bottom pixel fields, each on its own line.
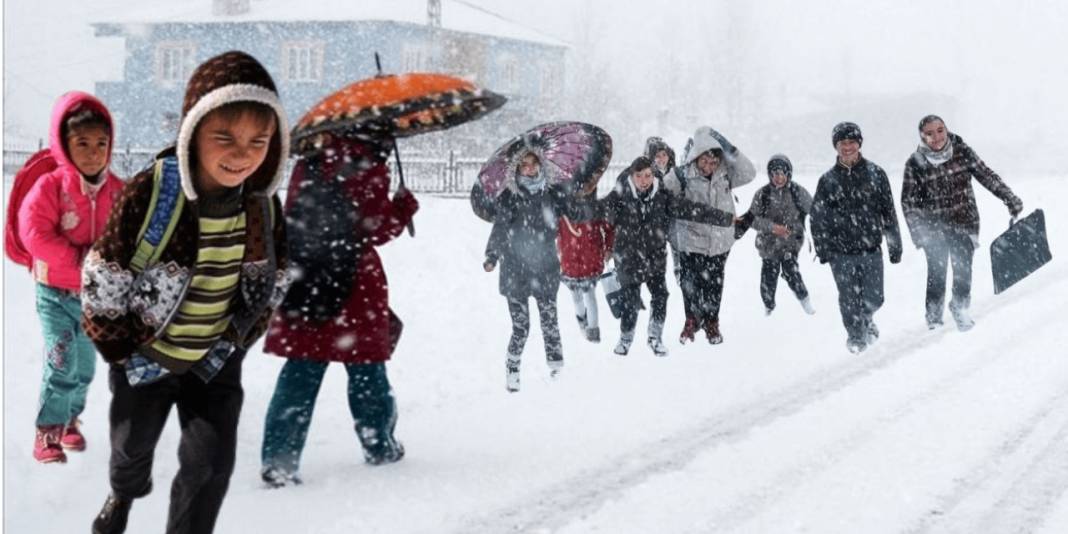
left=3, top=173, right=1065, bottom=533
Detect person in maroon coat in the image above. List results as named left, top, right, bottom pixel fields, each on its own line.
left=259, top=134, right=418, bottom=487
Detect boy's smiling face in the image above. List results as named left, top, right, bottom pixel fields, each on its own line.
left=193, top=109, right=276, bottom=193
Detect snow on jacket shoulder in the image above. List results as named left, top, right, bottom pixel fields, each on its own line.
left=17, top=92, right=123, bottom=291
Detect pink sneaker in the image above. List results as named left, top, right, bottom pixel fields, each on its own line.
left=34, top=426, right=67, bottom=464
left=61, top=418, right=86, bottom=452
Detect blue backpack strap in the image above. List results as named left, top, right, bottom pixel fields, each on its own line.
left=131, top=157, right=184, bottom=273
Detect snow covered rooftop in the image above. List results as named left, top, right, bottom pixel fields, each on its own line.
left=90, top=0, right=568, bottom=47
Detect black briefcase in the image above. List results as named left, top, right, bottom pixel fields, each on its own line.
left=990, top=209, right=1052, bottom=294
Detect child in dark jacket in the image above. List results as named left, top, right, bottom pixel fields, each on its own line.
left=746, top=154, right=815, bottom=316
left=598, top=156, right=733, bottom=356
left=17, top=92, right=124, bottom=463
left=484, top=150, right=580, bottom=392
left=81, top=51, right=291, bottom=534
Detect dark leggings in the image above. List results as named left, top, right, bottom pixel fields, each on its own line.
left=760, top=258, right=809, bottom=310
left=506, top=295, right=562, bottom=367
left=620, top=272, right=669, bottom=334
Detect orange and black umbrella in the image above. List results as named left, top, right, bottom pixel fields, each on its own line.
left=291, top=72, right=507, bottom=154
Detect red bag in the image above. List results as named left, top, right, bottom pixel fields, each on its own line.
left=5, top=148, right=56, bottom=269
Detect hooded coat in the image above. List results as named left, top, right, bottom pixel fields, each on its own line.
left=599, top=175, right=733, bottom=286
left=264, top=139, right=418, bottom=363
left=81, top=51, right=291, bottom=371
left=662, top=127, right=756, bottom=257
left=18, top=92, right=124, bottom=291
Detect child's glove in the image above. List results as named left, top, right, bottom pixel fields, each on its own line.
left=392, top=188, right=419, bottom=222
left=1007, top=197, right=1023, bottom=218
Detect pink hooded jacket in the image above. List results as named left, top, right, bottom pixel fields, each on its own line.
left=17, top=92, right=123, bottom=291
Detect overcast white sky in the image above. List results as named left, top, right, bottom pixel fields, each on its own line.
left=4, top=0, right=1067, bottom=171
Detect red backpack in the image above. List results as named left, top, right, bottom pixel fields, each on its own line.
left=5, top=148, right=57, bottom=269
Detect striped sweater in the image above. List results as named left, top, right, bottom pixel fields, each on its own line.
left=146, top=207, right=246, bottom=363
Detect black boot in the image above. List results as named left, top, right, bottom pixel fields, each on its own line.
left=92, top=493, right=132, bottom=534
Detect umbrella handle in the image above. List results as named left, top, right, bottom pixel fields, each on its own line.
left=393, top=140, right=415, bottom=237
left=1009, top=216, right=1018, bottom=229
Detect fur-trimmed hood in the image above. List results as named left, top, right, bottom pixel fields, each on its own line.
left=175, top=51, right=289, bottom=201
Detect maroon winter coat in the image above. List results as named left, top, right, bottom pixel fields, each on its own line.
left=557, top=217, right=614, bottom=279
left=264, top=139, right=418, bottom=363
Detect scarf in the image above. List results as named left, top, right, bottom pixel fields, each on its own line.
left=918, top=136, right=954, bottom=167
left=517, top=173, right=547, bottom=193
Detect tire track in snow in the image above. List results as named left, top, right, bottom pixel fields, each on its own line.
left=452, top=265, right=1068, bottom=534
left=903, top=385, right=1068, bottom=534
left=689, top=314, right=1068, bottom=533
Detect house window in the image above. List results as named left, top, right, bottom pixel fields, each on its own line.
left=539, top=62, right=560, bottom=99
left=156, top=43, right=196, bottom=85
left=498, top=55, right=519, bottom=94
left=401, top=45, right=430, bottom=72
left=282, top=41, right=324, bottom=82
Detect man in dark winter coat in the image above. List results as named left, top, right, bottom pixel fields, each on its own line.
left=810, top=122, right=903, bottom=354
left=484, top=150, right=584, bottom=392
left=598, top=156, right=733, bottom=356
left=901, top=115, right=1023, bottom=331
left=747, top=154, right=815, bottom=316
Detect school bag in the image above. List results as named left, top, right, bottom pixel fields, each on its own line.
left=4, top=149, right=57, bottom=269
left=279, top=158, right=362, bottom=323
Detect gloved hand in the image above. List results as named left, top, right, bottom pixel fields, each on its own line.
left=483, top=258, right=496, bottom=272
left=706, top=128, right=737, bottom=154
left=392, top=188, right=419, bottom=222
left=1008, top=197, right=1023, bottom=218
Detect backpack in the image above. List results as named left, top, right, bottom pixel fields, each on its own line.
left=279, top=158, right=362, bottom=323
left=5, top=149, right=57, bottom=269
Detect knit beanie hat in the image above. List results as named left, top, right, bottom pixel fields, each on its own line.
left=767, top=154, right=792, bottom=180
left=831, top=121, right=863, bottom=148
left=176, top=50, right=289, bottom=201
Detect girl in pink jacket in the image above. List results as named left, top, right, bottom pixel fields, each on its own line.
left=17, top=92, right=123, bottom=463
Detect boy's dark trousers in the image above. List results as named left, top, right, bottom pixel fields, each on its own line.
left=107, top=354, right=244, bottom=534
left=620, top=272, right=669, bottom=334
left=828, top=251, right=885, bottom=343
left=679, top=251, right=729, bottom=322
left=760, top=258, right=809, bottom=311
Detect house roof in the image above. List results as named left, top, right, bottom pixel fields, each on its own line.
left=90, top=0, right=568, bottom=48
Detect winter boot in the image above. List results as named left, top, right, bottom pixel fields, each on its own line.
left=261, top=465, right=302, bottom=488
left=91, top=493, right=132, bottom=534
left=866, top=321, right=880, bottom=346
left=765, top=306, right=774, bottom=316
left=33, top=425, right=66, bottom=464
left=647, top=320, right=668, bottom=356
left=704, top=319, right=723, bottom=345
left=61, top=418, right=86, bottom=452
left=506, top=356, right=521, bottom=393
left=585, top=326, right=601, bottom=343
left=679, top=316, right=698, bottom=344
left=576, top=313, right=588, bottom=331
left=357, top=425, right=405, bottom=465
left=614, top=331, right=635, bottom=356
left=800, top=297, right=816, bottom=315
left=846, top=338, right=868, bottom=354
left=949, top=300, right=975, bottom=332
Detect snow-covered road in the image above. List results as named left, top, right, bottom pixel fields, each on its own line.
left=4, top=173, right=1063, bottom=533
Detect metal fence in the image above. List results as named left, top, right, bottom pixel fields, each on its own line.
left=5, top=144, right=629, bottom=197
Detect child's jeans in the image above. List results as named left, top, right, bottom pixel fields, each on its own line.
left=35, top=283, right=96, bottom=426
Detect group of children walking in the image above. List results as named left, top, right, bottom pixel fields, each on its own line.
left=7, top=46, right=1025, bottom=534
left=484, top=118, right=1023, bottom=388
